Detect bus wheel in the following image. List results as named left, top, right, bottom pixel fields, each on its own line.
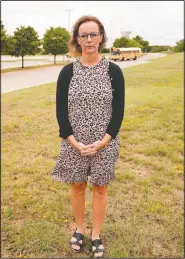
left=134, top=56, right=138, bottom=60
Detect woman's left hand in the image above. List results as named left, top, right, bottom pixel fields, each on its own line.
left=80, top=140, right=104, bottom=156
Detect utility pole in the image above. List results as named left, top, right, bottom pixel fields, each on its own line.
left=109, top=21, right=112, bottom=57
left=65, top=9, right=73, bottom=33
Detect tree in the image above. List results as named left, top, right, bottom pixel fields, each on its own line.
left=147, top=45, right=172, bottom=53
left=100, top=48, right=110, bottom=53
left=1, top=21, right=8, bottom=54
left=173, top=39, right=184, bottom=52
left=43, top=27, right=70, bottom=64
left=5, top=35, right=14, bottom=54
left=133, top=35, right=149, bottom=52
left=126, top=39, right=143, bottom=48
left=113, top=37, right=129, bottom=48
left=1, top=22, right=15, bottom=55
left=113, top=36, right=142, bottom=48
left=8, top=26, right=40, bottom=68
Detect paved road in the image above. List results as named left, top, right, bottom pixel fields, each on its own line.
left=2, top=66, right=64, bottom=94
left=1, top=53, right=166, bottom=94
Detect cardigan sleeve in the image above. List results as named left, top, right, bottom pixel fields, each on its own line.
left=106, top=64, right=125, bottom=139
left=56, top=65, right=73, bottom=139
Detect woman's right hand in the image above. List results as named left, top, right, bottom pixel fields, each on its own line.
left=76, top=142, right=97, bottom=156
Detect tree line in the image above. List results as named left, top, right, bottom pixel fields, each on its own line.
left=1, top=21, right=184, bottom=68
left=1, top=21, right=70, bottom=68
left=101, top=35, right=184, bottom=54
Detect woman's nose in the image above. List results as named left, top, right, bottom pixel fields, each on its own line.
left=87, top=35, right=92, bottom=42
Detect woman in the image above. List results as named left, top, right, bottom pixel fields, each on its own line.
left=51, top=15, right=125, bottom=258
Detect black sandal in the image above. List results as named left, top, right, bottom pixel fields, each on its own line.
left=70, top=228, right=84, bottom=252
left=92, top=235, right=104, bottom=258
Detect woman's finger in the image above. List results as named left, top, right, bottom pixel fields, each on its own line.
left=85, top=144, right=95, bottom=148
left=81, top=147, right=96, bottom=153
left=81, top=151, right=97, bottom=156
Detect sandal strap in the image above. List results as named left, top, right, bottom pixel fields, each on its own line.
left=91, top=234, right=104, bottom=255
left=92, top=238, right=104, bottom=254
left=71, top=230, right=84, bottom=248
left=93, top=248, right=104, bottom=253
left=70, top=240, right=82, bottom=247
left=73, top=231, right=84, bottom=241
left=92, top=238, right=102, bottom=247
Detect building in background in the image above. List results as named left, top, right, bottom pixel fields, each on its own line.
left=120, top=29, right=132, bottom=38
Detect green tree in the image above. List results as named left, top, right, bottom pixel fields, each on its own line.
left=126, top=39, right=142, bottom=48
left=100, top=47, right=110, bottom=53
left=43, top=27, right=70, bottom=64
left=113, top=37, right=142, bottom=48
left=133, top=35, right=149, bottom=52
left=5, top=35, right=14, bottom=54
left=147, top=45, right=172, bottom=53
left=1, top=21, right=8, bottom=54
left=8, top=26, right=41, bottom=68
left=113, top=37, right=129, bottom=48
left=173, top=39, right=184, bottom=52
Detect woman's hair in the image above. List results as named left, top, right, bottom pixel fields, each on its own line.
left=68, top=15, right=107, bottom=57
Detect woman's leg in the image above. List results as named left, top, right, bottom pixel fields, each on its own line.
left=92, top=185, right=108, bottom=239
left=70, top=182, right=87, bottom=250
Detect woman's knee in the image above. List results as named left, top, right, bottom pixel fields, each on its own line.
left=92, top=185, right=108, bottom=196
left=71, top=182, right=87, bottom=194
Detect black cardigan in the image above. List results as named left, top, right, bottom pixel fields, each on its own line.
left=56, top=61, right=125, bottom=139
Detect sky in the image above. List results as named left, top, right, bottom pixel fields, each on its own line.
left=1, top=1, right=184, bottom=47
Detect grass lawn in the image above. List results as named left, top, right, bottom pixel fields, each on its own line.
left=2, top=53, right=184, bottom=258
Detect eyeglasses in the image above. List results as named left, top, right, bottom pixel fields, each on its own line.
left=78, top=32, right=101, bottom=41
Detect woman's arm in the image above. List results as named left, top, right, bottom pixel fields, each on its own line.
left=105, top=64, right=125, bottom=139
left=56, top=65, right=73, bottom=139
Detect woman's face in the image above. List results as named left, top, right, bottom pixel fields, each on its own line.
left=77, top=21, right=103, bottom=54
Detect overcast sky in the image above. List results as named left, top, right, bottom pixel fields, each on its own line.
left=2, top=1, right=184, bottom=47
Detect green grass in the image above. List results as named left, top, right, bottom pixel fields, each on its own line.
left=2, top=52, right=184, bottom=258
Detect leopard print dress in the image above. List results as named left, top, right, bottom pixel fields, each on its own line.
left=51, top=57, right=120, bottom=186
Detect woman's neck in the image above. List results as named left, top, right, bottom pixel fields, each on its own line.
left=80, top=53, right=101, bottom=66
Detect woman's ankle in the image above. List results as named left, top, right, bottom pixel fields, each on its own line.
left=76, top=223, right=85, bottom=234
left=91, top=230, right=100, bottom=240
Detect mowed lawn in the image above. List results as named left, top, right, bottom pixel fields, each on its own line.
left=2, top=53, right=184, bottom=258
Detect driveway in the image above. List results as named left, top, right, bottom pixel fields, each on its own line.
left=1, top=53, right=166, bottom=94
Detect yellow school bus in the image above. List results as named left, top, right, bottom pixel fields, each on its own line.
left=110, top=47, right=142, bottom=61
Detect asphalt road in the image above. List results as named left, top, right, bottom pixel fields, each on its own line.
left=1, top=53, right=166, bottom=94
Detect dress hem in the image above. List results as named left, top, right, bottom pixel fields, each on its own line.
left=51, top=174, right=115, bottom=186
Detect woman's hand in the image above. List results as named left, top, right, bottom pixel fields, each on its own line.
left=76, top=142, right=98, bottom=156
left=68, top=134, right=111, bottom=156
left=80, top=140, right=104, bottom=156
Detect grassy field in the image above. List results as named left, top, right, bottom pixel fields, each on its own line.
left=2, top=53, right=184, bottom=258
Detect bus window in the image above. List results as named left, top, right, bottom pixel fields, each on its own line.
left=112, top=51, right=120, bottom=55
